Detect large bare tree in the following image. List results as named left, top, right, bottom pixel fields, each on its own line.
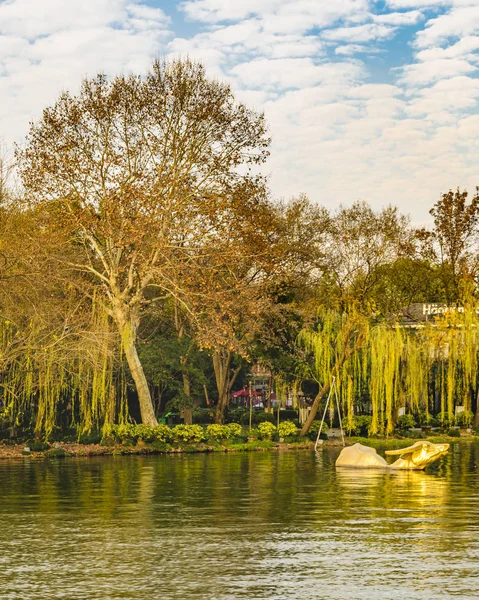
left=17, top=58, right=269, bottom=426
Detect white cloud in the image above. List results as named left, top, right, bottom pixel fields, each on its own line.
left=2, top=0, right=479, bottom=224
left=180, top=0, right=371, bottom=29
left=387, top=0, right=474, bottom=7
left=373, top=10, right=423, bottom=25
left=416, top=6, right=479, bottom=47
left=231, top=58, right=364, bottom=90
left=180, top=0, right=277, bottom=23
left=322, top=23, right=396, bottom=43
left=168, top=20, right=323, bottom=62
left=399, top=57, right=477, bottom=85
left=416, top=35, right=479, bottom=60
left=163, top=2, right=479, bottom=221
left=407, top=76, right=479, bottom=115
left=0, top=0, right=130, bottom=38
left=335, top=44, right=381, bottom=55
left=0, top=0, right=171, bottom=145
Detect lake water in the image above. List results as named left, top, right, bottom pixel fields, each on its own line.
left=0, top=443, right=478, bottom=599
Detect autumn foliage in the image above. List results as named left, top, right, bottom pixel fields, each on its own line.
left=0, top=58, right=479, bottom=438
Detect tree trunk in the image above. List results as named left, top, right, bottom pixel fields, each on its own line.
left=212, top=349, right=242, bottom=423
left=203, top=384, right=212, bottom=407
left=213, top=349, right=231, bottom=424
left=265, top=374, right=273, bottom=414
left=116, top=310, right=157, bottom=427
left=182, top=370, right=191, bottom=397
left=300, top=381, right=331, bottom=437
left=474, top=386, right=479, bottom=429
left=181, top=357, right=193, bottom=424
left=182, top=408, right=193, bottom=424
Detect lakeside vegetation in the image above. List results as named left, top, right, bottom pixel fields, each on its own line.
left=2, top=58, right=479, bottom=445
left=2, top=418, right=478, bottom=461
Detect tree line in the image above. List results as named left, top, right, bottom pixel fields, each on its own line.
left=1, top=58, right=479, bottom=439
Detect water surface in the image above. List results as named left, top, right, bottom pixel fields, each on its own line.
left=1, top=443, right=478, bottom=599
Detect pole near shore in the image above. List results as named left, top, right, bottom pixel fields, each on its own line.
left=314, top=376, right=345, bottom=451
left=249, top=380, right=253, bottom=431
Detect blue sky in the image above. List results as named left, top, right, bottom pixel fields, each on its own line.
left=1, top=0, right=479, bottom=222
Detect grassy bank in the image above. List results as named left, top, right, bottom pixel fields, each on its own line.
left=1, top=431, right=477, bottom=460
left=0, top=439, right=315, bottom=460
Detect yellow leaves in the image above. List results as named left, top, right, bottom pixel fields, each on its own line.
left=300, top=307, right=479, bottom=436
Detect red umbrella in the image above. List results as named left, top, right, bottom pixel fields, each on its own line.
left=231, top=388, right=262, bottom=397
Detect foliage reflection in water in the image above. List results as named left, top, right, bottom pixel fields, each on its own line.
left=0, top=444, right=478, bottom=599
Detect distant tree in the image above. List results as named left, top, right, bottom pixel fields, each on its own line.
left=17, top=58, right=269, bottom=426
left=324, top=201, right=413, bottom=311
left=202, top=194, right=330, bottom=423
left=182, top=185, right=279, bottom=423
left=369, top=257, right=444, bottom=314
left=430, top=187, right=479, bottom=302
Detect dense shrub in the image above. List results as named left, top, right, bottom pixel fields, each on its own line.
left=111, top=423, right=137, bottom=443
left=134, top=424, right=158, bottom=443
left=226, top=423, right=243, bottom=438
left=418, top=412, right=438, bottom=428
left=172, top=424, right=205, bottom=443
left=238, top=411, right=275, bottom=425
left=154, top=425, right=174, bottom=443
left=438, top=412, right=455, bottom=428
left=248, top=427, right=260, bottom=440
left=205, top=424, right=231, bottom=441
left=257, top=421, right=276, bottom=440
left=305, top=420, right=328, bottom=440
left=26, top=439, right=51, bottom=452
left=396, top=414, right=416, bottom=431
left=447, top=428, right=461, bottom=438
left=455, top=410, right=474, bottom=428
left=78, top=429, right=102, bottom=445
left=278, top=421, right=298, bottom=438
left=192, top=408, right=213, bottom=424
left=44, top=447, right=70, bottom=458
left=345, top=415, right=372, bottom=436
left=225, top=408, right=247, bottom=424
left=279, top=410, right=298, bottom=421
left=256, top=411, right=276, bottom=424
left=238, top=412, right=251, bottom=425
left=111, top=423, right=174, bottom=444
left=402, top=429, right=425, bottom=439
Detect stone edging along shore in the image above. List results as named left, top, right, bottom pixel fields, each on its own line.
left=0, top=439, right=316, bottom=460
left=0, top=434, right=476, bottom=460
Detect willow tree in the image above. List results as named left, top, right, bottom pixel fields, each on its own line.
left=17, top=58, right=269, bottom=426
left=298, top=310, right=368, bottom=436
left=0, top=197, right=124, bottom=437
left=298, top=305, right=479, bottom=436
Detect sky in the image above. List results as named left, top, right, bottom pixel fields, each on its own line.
left=1, top=0, right=479, bottom=223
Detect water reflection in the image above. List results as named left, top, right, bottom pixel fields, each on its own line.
left=0, top=444, right=478, bottom=599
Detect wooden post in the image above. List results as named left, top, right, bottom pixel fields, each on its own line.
left=249, top=380, right=253, bottom=431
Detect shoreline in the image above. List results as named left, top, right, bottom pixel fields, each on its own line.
left=0, top=434, right=476, bottom=461
left=0, top=439, right=317, bottom=460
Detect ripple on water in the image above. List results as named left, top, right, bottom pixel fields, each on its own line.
left=0, top=445, right=478, bottom=599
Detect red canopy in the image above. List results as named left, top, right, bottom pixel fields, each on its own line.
left=231, top=388, right=262, bottom=397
